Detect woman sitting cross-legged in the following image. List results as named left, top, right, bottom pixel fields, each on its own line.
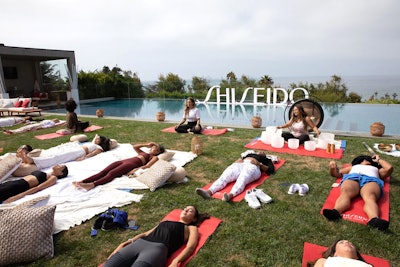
left=102, top=206, right=209, bottom=267
left=323, top=154, right=393, bottom=231
left=73, top=142, right=164, bottom=191
left=195, top=150, right=275, bottom=205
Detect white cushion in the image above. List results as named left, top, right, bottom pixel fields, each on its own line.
left=167, top=166, right=186, bottom=183
left=135, top=160, right=176, bottom=191
left=70, top=134, right=88, bottom=143
left=157, top=151, right=175, bottom=161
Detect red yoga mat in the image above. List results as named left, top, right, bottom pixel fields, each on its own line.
left=161, top=126, right=228, bottom=135
left=98, top=209, right=221, bottom=267
left=202, top=160, right=285, bottom=202
left=35, top=125, right=103, bottom=140
left=302, top=242, right=390, bottom=267
left=320, top=176, right=390, bottom=225
left=244, top=139, right=345, bottom=159
left=163, top=209, right=222, bottom=266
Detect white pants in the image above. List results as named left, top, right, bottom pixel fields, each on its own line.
left=33, top=142, right=85, bottom=169
left=208, top=162, right=261, bottom=197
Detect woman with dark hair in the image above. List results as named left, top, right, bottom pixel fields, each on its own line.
left=308, top=239, right=372, bottom=267
left=103, top=206, right=209, bottom=267
left=0, top=164, right=68, bottom=204
left=277, top=104, right=320, bottom=144
left=73, top=142, right=164, bottom=191
left=175, top=97, right=202, bottom=134
left=63, top=99, right=89, bottom=134
left=323, top=154, right=393, bottom=230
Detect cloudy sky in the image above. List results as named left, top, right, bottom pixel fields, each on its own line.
left=2, top=0, right=400, bottom=82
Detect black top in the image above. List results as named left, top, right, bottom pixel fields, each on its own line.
left=142, top=221, right=185, bottom=256
left=243, top=153, right=275, bottom=175
left=31, top=170, right=47, bottom=184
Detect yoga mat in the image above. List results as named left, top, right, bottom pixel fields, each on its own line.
left=161, top=126, right=228, bottom=136
left=244, top=139, right=346, bottom=159
left=302, top=242, right=390, bottom=267
left=320, top=176, right=390, bottom=225
left=202, top=160, right=285, bottom=202
left=35, top=125, right=103, bottom=140
left=163, top=209, right=222, bottom=267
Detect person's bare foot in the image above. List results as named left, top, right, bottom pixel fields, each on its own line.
left=77, top=182, right=95, bottom=191
left=329, top=161, right=341, bottom=178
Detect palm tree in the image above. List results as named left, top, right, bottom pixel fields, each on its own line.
left=258, top=75, right=274, bottom=88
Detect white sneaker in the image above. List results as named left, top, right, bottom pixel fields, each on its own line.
left=298, top=184, right=309, bottom=196
left=252, top=188, right=272, bottom=203
left=244, top=190, right=261, bottom=209
left=288, top=184, right=300, bottom=194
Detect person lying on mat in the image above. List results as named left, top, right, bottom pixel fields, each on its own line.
left=277, top=104, right=320, bottom=144
left=2, top=118, right=61, bottom=134
left=103, top=206, right=209, bottom=267
left=195, top=150, right=275, bottom=202
left=0, top=164, right=68, bottom=204
left=20, top=135, right=112, bottom=169
left=175, top=97, right=202, bottom=134
left=73, top=142, right=164, bottom=191
left=307, top=239, right=372, bottom=267
left=0, top=116, right=30, bottom=128
left=0, top=144, right=34, bottom=163
left=324, top=154, right=393, bottom=231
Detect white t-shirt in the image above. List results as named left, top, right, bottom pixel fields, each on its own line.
left=325, top=256, right=372, bottom=267
left=350, top=164, right=379, bottom=178
left=183, top=108, right=200, bottom=122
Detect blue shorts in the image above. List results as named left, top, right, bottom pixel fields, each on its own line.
left=341, top=173, right=384, bottom=191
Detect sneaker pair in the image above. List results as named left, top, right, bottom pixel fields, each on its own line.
left=288, top=183, right=309, bottom=196
left=245, top=188, right=273, bottom=209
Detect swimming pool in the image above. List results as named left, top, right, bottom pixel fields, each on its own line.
left=48, top=99, right=400, bottom=136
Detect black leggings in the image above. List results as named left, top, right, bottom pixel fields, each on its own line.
left=175, top=121, right=202, bottom=134
left=103, top=239, right=168, bottom=267
left=0, top=179, right=30, bottom=202
left=281, top=132, right=310, bottom=145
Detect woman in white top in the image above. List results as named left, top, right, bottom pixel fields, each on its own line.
left=309, top=239, right=372, bottom=267
left=175, top=97, right=202, bottom=134
left=277, top=104, right=320, bottom=144
left=20, top=135, right=111, bottom=169
left=324, top=154, right=393, bottom=231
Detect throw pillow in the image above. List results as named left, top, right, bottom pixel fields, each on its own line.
left=167, top=166, right=186, bottom=183
left=14, top=100, right=22, bottom=107
left=109, top=139, right=119, bottom=149
left=0, top=196, right=56, bottom=266
left=157, top=151, right=175, bottom=161
left=135, top=160, right=176, bottom=191
left=70, top=134, right=88, bottom=143
left=0, top=154, right=22, bottom=183
left=27, top=148, right=42, bottom=157
left=21, top=98, right=31, bottom=108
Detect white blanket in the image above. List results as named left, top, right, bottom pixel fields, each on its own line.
left=1, top=144, right=197, bottom=233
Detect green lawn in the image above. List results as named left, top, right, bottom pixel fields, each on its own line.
left=2, top=115, right=399, bottom=267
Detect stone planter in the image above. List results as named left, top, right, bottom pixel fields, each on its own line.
left=96, top=109, right=104, bottom=118
left=156, top=112, right=165, bottom=122
left=370, top=122, right=385, bottom=136
left=251, top=116, right=262, bottom=128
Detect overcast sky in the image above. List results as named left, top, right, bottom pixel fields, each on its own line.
left=2, top=0, right=400, bottom=82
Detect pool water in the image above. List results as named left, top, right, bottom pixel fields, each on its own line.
left=48, top=99, right=400, bottom=135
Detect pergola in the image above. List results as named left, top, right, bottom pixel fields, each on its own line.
left=0, top=43, right=79, bottom=104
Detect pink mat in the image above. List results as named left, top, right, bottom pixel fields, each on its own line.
left=245, top=139, right=345, bottom=159
left=161, top=126, right=228, bottom=135
left=302, top=242, right=390, bottom=267
left=202, top=160, right=285, bottom=202
left=35, top=125, right=103, bottom=140
left=321, top=176, right=390, bottom=225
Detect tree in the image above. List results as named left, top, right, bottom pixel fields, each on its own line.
left=258, top=75, right=274, bottom=88
left=156, top=73, right=185, bottom=94
left=189, top=76, right=210, bottom=94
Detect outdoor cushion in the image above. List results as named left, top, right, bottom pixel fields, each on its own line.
left=0, top=154, right=22, bottom=183
left=135, top=159, right=176, bottom=191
